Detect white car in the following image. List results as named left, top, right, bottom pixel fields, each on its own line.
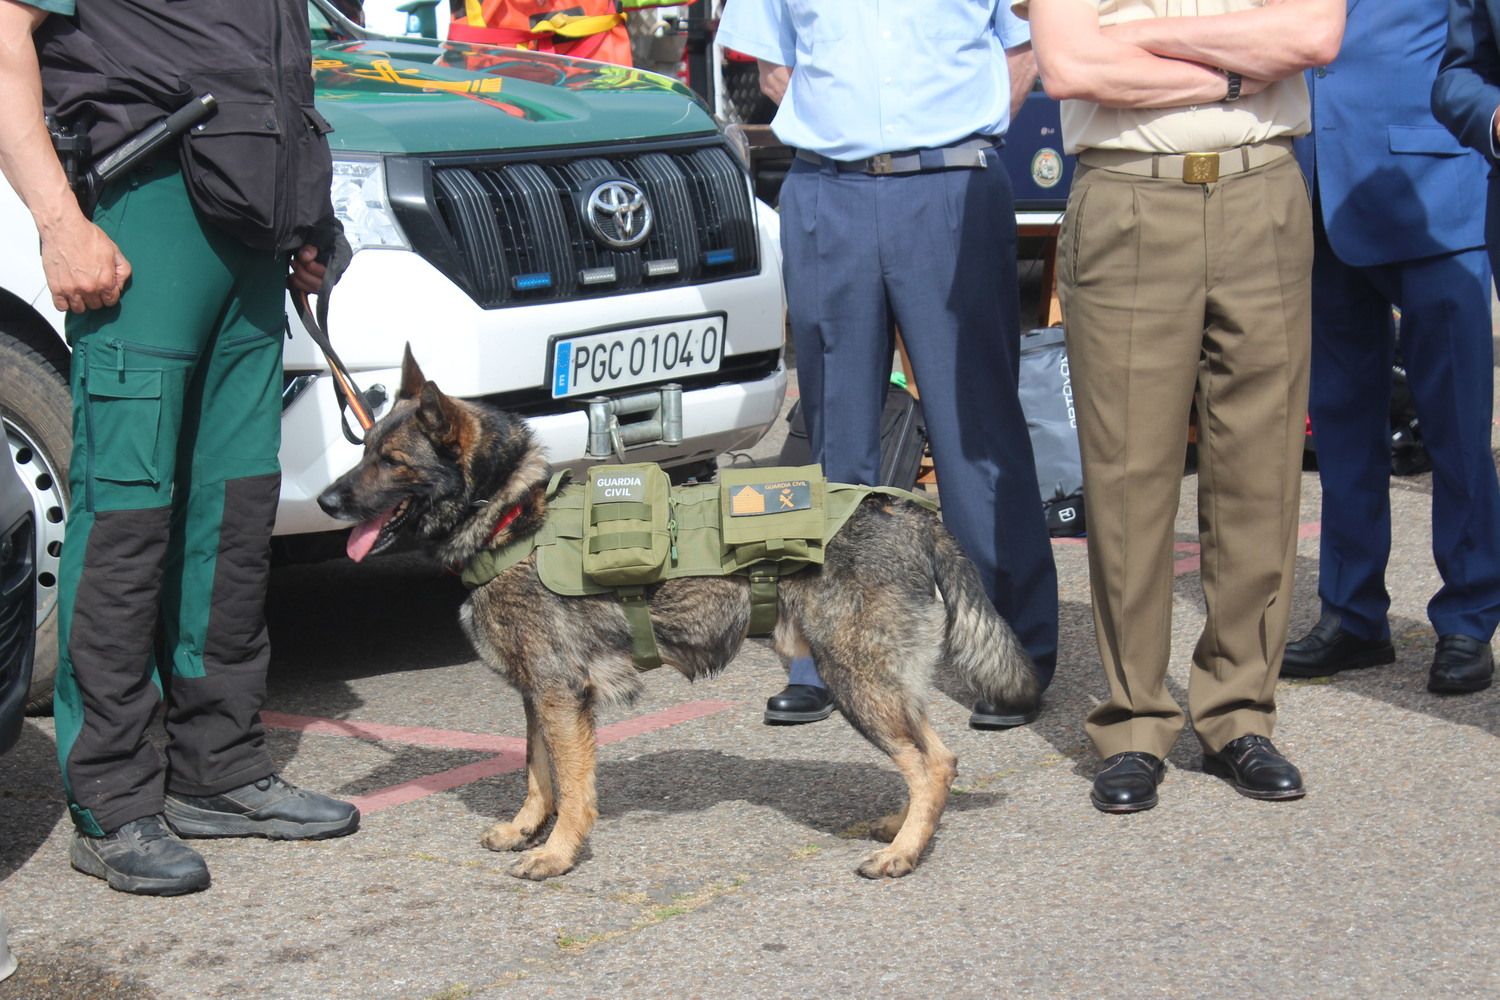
left=0, top=0, right=787, bottom=708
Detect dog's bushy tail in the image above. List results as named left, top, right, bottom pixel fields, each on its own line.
left=930, top=522, right=1040, bottom=709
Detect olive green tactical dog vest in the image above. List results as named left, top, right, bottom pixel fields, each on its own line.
left=461, top=464, right=937, bottom=670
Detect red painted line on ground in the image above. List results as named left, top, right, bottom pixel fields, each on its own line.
left=350, top=751, right=528, bottom=815
left=595, top=699, right=734, bottom=744
left=261, top=712, right=525, bottom=754
left=266, top=701, right=736, bottom=816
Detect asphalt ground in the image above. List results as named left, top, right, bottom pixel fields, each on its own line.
left=2, top=335, right=1498, bottom=999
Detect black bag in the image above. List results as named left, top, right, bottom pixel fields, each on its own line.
left=779, top=382, right=928, bottom=491
left=1018, top=326, right=1086, bottom=536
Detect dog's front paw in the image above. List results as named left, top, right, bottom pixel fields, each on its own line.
left=509, top=847, right=575, bottom=881
left=480, top=821, right=535, bottom=852
left=856, top=847, right=916, bottom=880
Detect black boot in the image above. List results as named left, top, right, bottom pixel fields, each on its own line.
left=70, top=814, right=211, bottom=896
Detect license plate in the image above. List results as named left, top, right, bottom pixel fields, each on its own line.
left=550, top=315, right=725, bottom=398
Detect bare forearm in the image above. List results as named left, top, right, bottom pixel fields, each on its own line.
left=1031, top=0, right=1238, bottom=108
left=0, top=3, right=82, bottom=239
left=1006, top=44, right=1038, bottom=119
left=1107, top=0, right=1345, bottom=81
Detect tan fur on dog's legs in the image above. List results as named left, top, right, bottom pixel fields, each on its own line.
left=857, top=723, right=957, bottom=879
left=482, top=696, right=556, bottom=852
left=509, top=694, right=598, bottom=880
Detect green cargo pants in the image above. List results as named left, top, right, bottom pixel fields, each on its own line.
left=55, top=160, right=288, bottom=837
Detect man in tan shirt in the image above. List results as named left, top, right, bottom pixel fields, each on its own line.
left=1019, top=0, right=1345, bottom=812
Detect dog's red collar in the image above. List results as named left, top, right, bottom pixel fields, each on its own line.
left=488, top=501, right=524, bottom=543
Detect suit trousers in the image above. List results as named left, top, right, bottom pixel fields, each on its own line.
left=778, top=150, right=1059, bottom=683
left=1309, top=209, right=1500, bottom=641
left=55, top=161, right=285, bottom=837
left=1059, top=154, right=1312, bottom=759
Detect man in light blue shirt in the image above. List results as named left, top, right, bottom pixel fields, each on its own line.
left=718, top=1, right=1059, bottom=730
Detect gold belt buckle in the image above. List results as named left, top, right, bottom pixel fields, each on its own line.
left=867, top=153, right=895, bottom=175
left=1182, top=152, right=1219, bottom=184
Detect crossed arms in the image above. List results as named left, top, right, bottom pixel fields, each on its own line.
left=1027, top=0, right=1344, bottom=109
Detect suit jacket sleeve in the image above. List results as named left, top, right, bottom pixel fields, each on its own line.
left=1433, top=0, right=1500, bottom=162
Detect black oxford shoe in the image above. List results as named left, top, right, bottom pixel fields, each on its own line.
left=1281, top=611, right=1394, bottom=678
left=1090, top=752, right=1166, bottom=813
left=969, top=698, right=1042, bottom=730
left=1428, top=634, right=1494, bottom=694
left=1203, top=734, right=1305, bottom=801
left=764, top=684, right=835, bottom=724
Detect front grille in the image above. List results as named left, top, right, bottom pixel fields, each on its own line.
left=416, top=142, right=759, bottom=309
left=0, top=513, right=35, bottom=697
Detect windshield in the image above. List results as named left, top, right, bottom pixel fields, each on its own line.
left=308, top=0, right=360, bottom=43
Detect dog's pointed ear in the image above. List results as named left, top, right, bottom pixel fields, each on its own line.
left=416, top=380, right=462, bottom=446
left=399, top=345, right=426, bottom=401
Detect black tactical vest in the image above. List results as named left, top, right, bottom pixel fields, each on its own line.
left=36, top=0, right=336, bottom=254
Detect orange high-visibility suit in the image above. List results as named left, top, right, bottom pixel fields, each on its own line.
left=450, top=1, right=688, bottom=66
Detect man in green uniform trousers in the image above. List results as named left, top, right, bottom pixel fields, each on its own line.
left=0, top=0, right=359, bottom=895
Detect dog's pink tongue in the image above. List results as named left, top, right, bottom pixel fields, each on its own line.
left=346, top=507, right=395, bottom=563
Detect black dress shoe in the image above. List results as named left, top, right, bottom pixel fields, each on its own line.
left=1428, top=634, right=1495, bottom=694
left=1202, top=734, right=1305, bottom=800
left=165, top=774, right=360, bottom=840
left=764, top=684, right=835, bottom=724
left=969, top=698, right=1041, bottom=730
left=70, top=814, right=211, bottom=896
left=1281, top=611, right=1394, bottom=678
left=1090, top=752, right=1166, bottom=813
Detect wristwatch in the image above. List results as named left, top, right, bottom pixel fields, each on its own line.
left=1222, top=70, right=1243, bottom=103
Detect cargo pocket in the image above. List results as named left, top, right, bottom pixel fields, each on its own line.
left=84, top=361, right=165, bottom=486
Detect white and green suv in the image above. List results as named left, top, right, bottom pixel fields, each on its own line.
left=0, top=0, right=787, bottom=708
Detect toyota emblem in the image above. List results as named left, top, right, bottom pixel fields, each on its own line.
left=583, top=179, right=653, bottom=250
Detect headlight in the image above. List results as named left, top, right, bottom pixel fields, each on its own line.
left=331, top=157, right=408, bottom=251
left=722, top=123, right=753, bottom=173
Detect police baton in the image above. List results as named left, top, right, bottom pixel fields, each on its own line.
left=90, top=94, right=219, bottom=193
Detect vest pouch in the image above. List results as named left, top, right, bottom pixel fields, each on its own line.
left=582, top=463, right=673, bottom=586
left=718, top=465, right=828, bottom=572
left=178, top=93, right=282, bottom=250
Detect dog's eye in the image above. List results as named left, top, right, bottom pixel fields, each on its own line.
left=378, top=454, right=404, bottom=469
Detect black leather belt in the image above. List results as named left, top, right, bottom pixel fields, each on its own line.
left=795, top=136, right=999, bottom=175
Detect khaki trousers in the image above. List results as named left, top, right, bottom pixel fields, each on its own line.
left=1057, top=153, right=1312, bottom=760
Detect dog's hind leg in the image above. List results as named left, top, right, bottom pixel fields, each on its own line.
left=856, top=720, right=957, bottom=879
left=510, top=691, right=597, bottom=881
left=482, top=695, right=556, bottom=852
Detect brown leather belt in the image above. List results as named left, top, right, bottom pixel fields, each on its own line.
left=1077, top=137, right=1294, bottom=184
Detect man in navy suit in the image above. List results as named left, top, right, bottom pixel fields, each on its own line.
left=1435, top=3, right=1500, bottom=283
left=1288, top=0, right=1500, bottom=694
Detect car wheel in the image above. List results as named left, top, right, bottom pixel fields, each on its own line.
left=0, top=337, right=70, bottom=716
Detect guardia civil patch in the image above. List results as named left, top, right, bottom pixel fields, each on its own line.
left=729, top=480, right=813, bottom=517
left=590, top=472, right=647, bottom=503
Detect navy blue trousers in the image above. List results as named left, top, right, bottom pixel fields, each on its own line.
left=1311, top=208, right=1500, bottom=641
left=779, top=150, right=1059, bottom=685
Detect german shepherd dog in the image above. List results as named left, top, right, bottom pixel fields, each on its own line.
left=318, top=349, right=1039, bottom=880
